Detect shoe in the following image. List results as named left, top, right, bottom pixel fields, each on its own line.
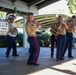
left=33, top=63, right=39, bottom=66
left=60, top=58, right=64, bottom=60
left=13, top=54, right=19, bottom=56
left=56, top=59, right=59, bottom=61
left=6, top=54, right=9, bottom=58
left=27, top=63, right=39, bottom=66
left=68, top=56, right=73, bottom=58
left=51, top=55, right=53, bottom=58
left=6, top=53, right=9, bottom=58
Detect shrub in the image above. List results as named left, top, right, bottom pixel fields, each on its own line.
left=37, top=33, right=50, bottom=47
left=0, top=32, right=23, bottom=47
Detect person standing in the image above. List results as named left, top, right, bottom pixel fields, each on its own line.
left=26, top=13, right=41, bottom=66
left=56, top=16, right=68, bottom=61
left=63, top=15, right=76, bottom=58
left=50, top=25, right=58, bottom=58
left=6, top=14, right=19, bottom=58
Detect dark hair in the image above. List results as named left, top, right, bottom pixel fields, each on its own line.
left=27, top=12, right=34, bottom=16
left=58, top=15, right=62, bottom=18
left=9, top=15, right=15, bottom=18
left=7, top=15, right=16, bottom=20
left=72, top=15, right=75, bottom=19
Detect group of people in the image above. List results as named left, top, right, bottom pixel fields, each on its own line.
left=50, top=15, right=76, bottom=61
left=4, top=12, right=76, bottom=66
left=5, top=12, right=41, bottom=66
left=26, top=12, right=76, bottom=65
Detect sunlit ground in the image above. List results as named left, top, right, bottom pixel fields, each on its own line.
left=52, top=59, right=76, bottom=73
left=28, top=68, right=70, bottom=75
left=28, top=59, right=76, bottom=75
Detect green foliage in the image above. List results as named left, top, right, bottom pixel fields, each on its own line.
left=66, top=0, right=76, bottom=14
left=0, top=11, right=5, bottom=18
left=0, top=32, right=23, bottom=47
left=37, top=32, right=51, bottom=47
left=0, top=36, right=7, bottom=47
left=16, top=32, right=23, bottom=46
left=0, top=32, right=51, bottom=47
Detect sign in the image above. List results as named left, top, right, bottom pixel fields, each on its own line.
left=0, top=19, right=8, bottom=36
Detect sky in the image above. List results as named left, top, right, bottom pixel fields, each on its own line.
left=39, top=0, right=72, bottom=16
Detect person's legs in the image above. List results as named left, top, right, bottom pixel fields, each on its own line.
left=50, top=34, right=55, bottom=57
left=56, top=35, right=62, bottom=60
left=62, top=33, right=69, bottom=57
left=12, top=37, right=19, bottom=56
left=27, top=47, right=34, bottom=64
left=29, top=44, right=32, bottom=53
left=60, top=35, right=66, bottom=59
left=27, top=37, right=40, bottom=65
left=6, top=35, right=12, bottom=57
left=68, top=33, right=73, bottom=57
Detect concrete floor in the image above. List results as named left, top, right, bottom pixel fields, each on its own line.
left=0, top=47, right=76, bottom=75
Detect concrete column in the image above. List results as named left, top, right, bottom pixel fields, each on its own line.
left=23, top=16, right=29, bottom=48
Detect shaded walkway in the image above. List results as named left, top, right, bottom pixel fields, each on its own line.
left=0, top=47, right=76, bottom=75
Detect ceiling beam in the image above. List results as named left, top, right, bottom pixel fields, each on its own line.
left=40, top=19, right=57, bottom=24
left=35, top=14, right=56, bottom=18
left=28, top=0, right=44, bottom=7
left=0, top=7, right=5, bottom=11
left=0, top=0, right=38, bottom=15
left=36, top=18, right=57, bottom=22
left=37, top=0, right=60, bottom=9
left=42, top=21, right=57, bottom=26
left=10, top=0, right=17, bottom=3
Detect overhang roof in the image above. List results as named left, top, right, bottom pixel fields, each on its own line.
left=0, top=0, right=60, bottom=15
left=20, top=0, right=60, bottom=9
left=15, top=14, right=70, bottom=31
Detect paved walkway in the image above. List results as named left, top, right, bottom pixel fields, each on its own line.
left=0, top=47, right=76, bottom=75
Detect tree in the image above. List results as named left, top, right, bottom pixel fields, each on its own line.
left=0, top=11, right=5, bottom=18
left=66, top=0, right=76, bottom=14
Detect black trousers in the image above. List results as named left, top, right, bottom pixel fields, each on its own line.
left=63, top=32, right=73, bottom=57
left=6, top=35, right=17, bottom=56
left=50, top=34, right=57, bottom=56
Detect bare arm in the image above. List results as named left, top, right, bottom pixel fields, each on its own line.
left=31, top=25, right=41, bottom=32
left=63, top=22, right=68, bottom=29
left=30, top=21, right=42, bottom=32
left=67, top=21, right=74, bottom=30
left=10, top=27, right=17, bottom=32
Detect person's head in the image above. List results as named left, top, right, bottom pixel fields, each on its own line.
left=58, top=15, right=63, bottom=23
left=8, top=15, right=15, bottom=23
left=27, top=12, right=34, bottom=21
left=71, top=15, right=76, bottom=22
